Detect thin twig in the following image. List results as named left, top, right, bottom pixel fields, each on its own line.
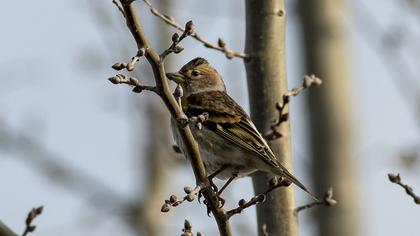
left=295, top=187, right=337, bottom=213
left=180, top=219, right=203, bottom=236
left=22, top=206, right=43, bottom=236
left=141, top=0, right=247, bottom=60
left=161, top=185, right=203, bottom=212
left=160, top=21, right=194, bottom=60
left=388, top=173, right=420, bottom=204
left=108, top=74, right=157, bottom=93
left=265, top=75, right=322, bottom=140
left=226, top=177, right=291, bottom=218
left=111, top=49, right=145, bottom=71
left=112, top=0, right=126, bottom=18
left=226, top=194, right=266, bottom=219
left=177, top=112, right=209, bottom=130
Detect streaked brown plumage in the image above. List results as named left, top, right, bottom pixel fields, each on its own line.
left=167, top=57, right=313, bottom=197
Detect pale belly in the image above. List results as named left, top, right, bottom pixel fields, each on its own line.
left=171, top=120, right=259, bottom=180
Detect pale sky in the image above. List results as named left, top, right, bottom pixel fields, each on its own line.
left=0, top=0, right=419, bottom=236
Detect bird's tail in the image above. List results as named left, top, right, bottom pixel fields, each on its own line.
left=278, top=168, right=319, bottom=201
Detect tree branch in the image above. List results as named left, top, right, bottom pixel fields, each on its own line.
left=181, top=219, right=203, bottom=236
left=245, top=1, right=301, bottom=235
left=22, top=206, right=43, bottom=236
left=295, top=187, right=337, bottom=213
left=111, top=1, right=232, bottom=235
left=0, top=221, right=17, bottom=236
left=141, top=0, right=247, bottom=59
left=388, top=173, right=420, bottom=204
left=265, top=75, right=322, bottom=140
left=160, top=185, right=203, bottom=213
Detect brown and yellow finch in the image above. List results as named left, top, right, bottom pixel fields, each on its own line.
left=167, top=57, right=311, bottom=195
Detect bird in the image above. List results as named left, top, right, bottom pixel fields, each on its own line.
left=166, top=57, right=314, bottom=198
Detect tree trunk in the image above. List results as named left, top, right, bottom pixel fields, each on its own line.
left=298, top=1, right=360, bottom=236
left=0, top=221, right=16, bottom=236
left=245, top=1, right=298, bottom=236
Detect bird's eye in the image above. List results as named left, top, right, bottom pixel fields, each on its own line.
left=191, top=70, right=200, bottom=77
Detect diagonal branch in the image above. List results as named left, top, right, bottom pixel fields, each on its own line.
left=388, top=173, right=420, bottom=204
left=113, top=1, right=232, bottom=235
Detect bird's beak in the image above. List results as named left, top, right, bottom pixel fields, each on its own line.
left=166, top=72, right=186, bottom=84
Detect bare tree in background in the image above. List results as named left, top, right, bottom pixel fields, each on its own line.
left=0, top=1, right=335, bottom=235
left=130, top=1, right=178, bottom=235
left=245, top=1, right=298, bottom=235
left=298, top=1, right=360, bottom=236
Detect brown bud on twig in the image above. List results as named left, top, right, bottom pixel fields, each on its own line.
left=280, top=113, right=289, bottom=123
left=126, top=63, right=135, bottom=71
left=184, top=219, right=192, bottom=230
left=186, top=194, right=195, bottom=202
left=177, top=115, right=189, bottom=128
left=181, top=221, right=192, bottom=235
left=256, top=194, right=266, bottom=203
left=388, top=173, right=420, bottom=204
left=184, top=186, right=193, bottom=194
left=170, top=195, right=178, bottom=203
left=283, top=94, right=290, bottom=104
left=174, top=46, right=184, bottom=54
left=218, top=38, right=226, bottom=48
left=163, top=14, right=174, bottom=21
left=185, top=20, right=195, bottom=35
left=23, top=206, right=44, bottom=236
left=172, top=33, right=180, bottom=43
left=108, top=76, right=120, bottom=84
left=303, top=74, right=322, bottom=88
left=388, top=173, right=400, bottom=183
left=161, top=203, right=171, bottom=212
left=266, top=74, right=322, bottom=140
left=225, top=51, right=234, bottom=59
left=137, top=47, right=146, bottom=57
left=112, top=62, right=127, bottom=70
left=129, top=77, right=141, bottom=86
left=132, top=86, right=143, bottom=93
left=323, top=187, right=337, bottom=206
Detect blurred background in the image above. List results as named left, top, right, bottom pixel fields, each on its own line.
left=1, top=0, right=419, bottom=235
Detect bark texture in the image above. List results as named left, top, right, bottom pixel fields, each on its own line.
left=245, top=1, right=298, bottom=236
left=298, top=1, right=360, bottom=236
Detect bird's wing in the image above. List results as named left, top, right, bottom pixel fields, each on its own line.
left=184, top=91, right=280, bottom=168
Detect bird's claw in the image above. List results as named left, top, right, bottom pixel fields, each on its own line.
left=198, top=191, right=203, bottom=203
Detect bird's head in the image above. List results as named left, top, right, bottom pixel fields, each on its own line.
left=166, top=57, right=226, bottom=95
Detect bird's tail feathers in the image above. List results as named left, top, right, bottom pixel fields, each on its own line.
left=278, top=169, right=319, bottom=202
